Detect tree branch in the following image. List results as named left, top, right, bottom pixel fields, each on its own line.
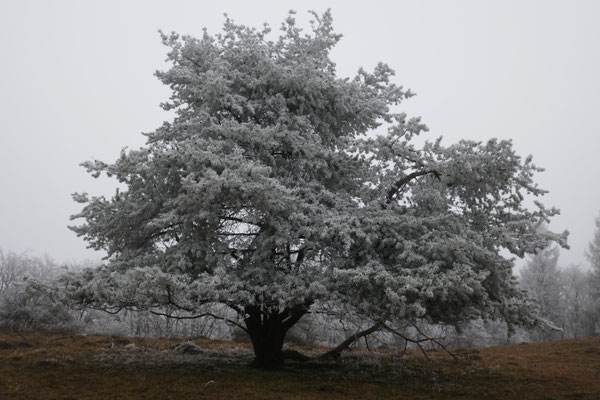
left=219, top=215, right=262, bottom=227
left=149, top=310, right=248, bottom=333
left=216, top=231, right=260, bottom=236
left=386, top=169, right=441, bottom=204
left=294, top=246, right=306, bottom=270
left=319, top=322, right=383, bottom=359
left=381, top=321, right=457, bottom=361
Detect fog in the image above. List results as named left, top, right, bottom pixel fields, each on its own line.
left=1, top=0, right=599, bottom=269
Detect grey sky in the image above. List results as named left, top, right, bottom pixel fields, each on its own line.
left=1, top=0, right=599, bottom=269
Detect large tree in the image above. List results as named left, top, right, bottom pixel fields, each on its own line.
left=62, top=11, right=567, bottom=367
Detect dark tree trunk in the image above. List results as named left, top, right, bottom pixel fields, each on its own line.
left=244, top=304, right=307, bottom=369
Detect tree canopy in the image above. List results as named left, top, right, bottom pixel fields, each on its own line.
left=61, top=11, right=567, bottom=367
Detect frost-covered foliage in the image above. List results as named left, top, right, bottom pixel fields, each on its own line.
left=587, top=213, right=600, bottom=297
left=0, top=251, right=82, bottom=333
left=0, top=250, right=27, bottom=296
left=560, top=265, right=597, bottom=338
left=518, top=234, right=600, bottom=340
left=584, top=213, right=600, bottom=333
left=62, top=11, right=567, bottom=366
left=0, top=250, right=224, bottom=337
left=519, top=245, right=563, bottom=340
left=0, top=250, right=59, bottom=295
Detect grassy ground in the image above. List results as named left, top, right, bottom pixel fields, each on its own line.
left=0, top=331, right=598, bottom=399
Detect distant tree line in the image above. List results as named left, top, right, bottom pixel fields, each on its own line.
left=518, top=216, right=600, bottom=341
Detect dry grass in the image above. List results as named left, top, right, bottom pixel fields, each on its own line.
left=0, top=331, right=598, bottom=399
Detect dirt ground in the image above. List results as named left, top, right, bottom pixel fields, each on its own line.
left=0, top=331, right=598, bottom=399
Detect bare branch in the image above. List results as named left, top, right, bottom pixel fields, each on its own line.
left=216, top=231, right=260, bottom=236
left=386, top=169, right=441, bottom=204
left=149, top=309, right=248, bottom=333
left=319, top=322, right=383, bottom=359
left=380, top=321, right=457, bottom=361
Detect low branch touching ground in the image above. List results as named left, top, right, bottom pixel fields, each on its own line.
left=319, top=322, right=383, bottom=359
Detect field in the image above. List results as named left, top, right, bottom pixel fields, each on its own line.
left=0, top=331, right=599, bottom=399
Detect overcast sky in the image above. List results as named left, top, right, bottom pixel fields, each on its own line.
left=1, top=0, right=599, bottom=270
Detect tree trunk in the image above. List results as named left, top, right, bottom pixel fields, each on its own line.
left=244, top=305, right=306, bottom=369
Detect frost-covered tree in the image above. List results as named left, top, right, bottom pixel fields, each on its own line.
left=584, top=212, right=600, bottom=334
left=0, top=250, right=28, bottom=295
left=587, top=213, right=600, bottom=297
left=0, top=252, right=81, bottom=333
left=560, top=265, right=596, bottom=338
left=60, top=11, right=567, bottom=367
left=519, top=245, right=563, bottom=339
left=0, top=250, right=59, bottom=295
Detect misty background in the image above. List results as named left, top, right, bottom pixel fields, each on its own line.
left=1, top=0, right=599, bottom=271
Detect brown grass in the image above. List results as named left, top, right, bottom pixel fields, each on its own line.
left=0, top=331, right=598, bottom=399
